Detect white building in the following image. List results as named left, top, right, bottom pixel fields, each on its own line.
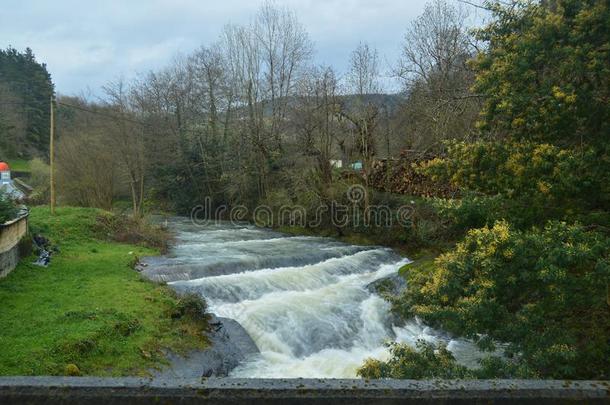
left=0, top=162, right=25, bottom=200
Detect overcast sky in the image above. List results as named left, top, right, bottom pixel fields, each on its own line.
left=0, top=0, right=471, bottom=96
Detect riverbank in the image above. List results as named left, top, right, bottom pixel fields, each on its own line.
left=277, top=224, right=404, bottom=250
left=276, top=224, right=443, bottom=279
left=0, top=206, right=208, bottom=376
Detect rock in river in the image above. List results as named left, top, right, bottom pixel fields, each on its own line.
left=365, top=272, right=407, bottom=296
left=153, top=313, right=259, bottom=379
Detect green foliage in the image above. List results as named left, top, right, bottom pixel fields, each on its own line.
left=171, top=293, right=208, bottom=321
left=0, top=47, right=54, bottom=156
left=357, top=340, right=472, bottom=379
left=420, top=141, right=610, bottom=228
left=396, top=198, right=447, bottom=248
left=399, top=220, right=610, bottom=379
left=265, top=179, right=452, bottom=251
left=388, top=2, right=610, bottom=381
left=94, top=212, right=170, bottom=252
left=0, top=191, right=17, bottom=223
left=27, top=158, right=50, bottom=205
left=6, top=159, right=31, bottom=173
left=476, top=355, right=536, bottom=379
left=64, top=364, right=81, bottom=376
left=473, top=0, right=610, bottom=146
left=431, top=193, right=504, bottom=235
left=0, top=207, right=207, bottom=376
left=148, top=142, right=243, bottom=215
left=358, top=339, right=537, bottom=379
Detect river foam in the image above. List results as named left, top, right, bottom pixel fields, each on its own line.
left=142, top=218, right=481, bottom=377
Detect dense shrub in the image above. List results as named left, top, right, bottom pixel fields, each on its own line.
left=397, top=220, right=610, bottom=379
left=27, top=157, right=50, bottom=205
left=0, top=191, right=17, bottom=223
left=400, top=199, right=447, bottom=248
left=358, top=340, right=536, bottom=379
left=358, top=340, right=471, bottom=379
left=94, top=212, right=170, bottom=252
left=262, top=180, right=454, bottom=250
left=420, top=141, right=609, bottom=228
left=472, top=0, right=610, bottom=146
left=170, top=293, right=208, bottom=320
left=64, top=364, right=81, bottom=376
left=431, top=193, right=504, bottom=236
left=371, top=0, right=610, bottom=381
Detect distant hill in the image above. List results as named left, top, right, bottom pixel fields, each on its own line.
left=337, top=93, right=404, bottom=113
left=252, top=93, right=405, bottom=117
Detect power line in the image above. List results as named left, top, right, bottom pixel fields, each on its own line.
left=2, top=100, right=156, bottom=126
left=56, top=101, right=208, bottom=135
left=1, top=99, right=209, bottom=135
left=56, top=101, right=147, bottom=126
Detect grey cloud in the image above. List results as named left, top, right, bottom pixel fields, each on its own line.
left=1, top=0, right=430, bottom=95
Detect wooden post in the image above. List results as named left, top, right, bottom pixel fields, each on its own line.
left=50, top=96, right=55, bottom=214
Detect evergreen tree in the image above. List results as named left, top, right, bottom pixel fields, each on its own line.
left=0, top=46, right=54, bottom=157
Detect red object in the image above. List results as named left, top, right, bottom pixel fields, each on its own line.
left=0, top=162, right=9, bottom=172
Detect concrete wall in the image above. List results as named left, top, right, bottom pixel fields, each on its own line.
left=0, top=214, right=28, bottom=278
left=0, top=377, right=608, bottom=404
left=0, top=244, right=20, bottom=278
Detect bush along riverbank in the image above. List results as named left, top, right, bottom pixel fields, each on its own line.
left=358, top=0, right=610, bottom=381
left=236, top=159, right=608, bottom=380
left=0, top=206, right=208, bottom=376
left=380, top=221, right=610, bottom=380
left=276, top=181, right=609, bottom=380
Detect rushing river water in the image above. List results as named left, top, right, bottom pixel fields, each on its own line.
left=144, top=218, right=482, bottom=378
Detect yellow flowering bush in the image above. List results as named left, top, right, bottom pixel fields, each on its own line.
left=395, top=220, right=610, bottom=379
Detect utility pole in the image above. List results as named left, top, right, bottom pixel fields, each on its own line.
left=50, top=95, right=55, bottom=214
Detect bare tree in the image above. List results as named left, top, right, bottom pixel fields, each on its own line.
left=187, top=43, right=242, bottom=201
left=103, top=79, right=147, bottom=218
left=396, top=0, right=480, bottom=151
left=340, top=42, right=383, bottom=219
left=49, top=2, right=414, bottom=215
left=293, top=65, right=340, bottom=184
left=255, top=0, right=313, bottom=152
left=399, top=0, right=470, bottom=86
left=216, top=2, right=312, bottom=200
left=342, top=42, right=382, bottom=171
left=220, top=23, right=269, bottom=199
left=346, top=42, right=381, bottom=96
left=55, top=96, right=116, bottom=209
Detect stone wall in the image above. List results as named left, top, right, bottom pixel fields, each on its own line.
left=0, top=377, right=608, bottom=404
left=0, top=213, right=28, bottom=278
left=0, top=244, right=20, bottom=278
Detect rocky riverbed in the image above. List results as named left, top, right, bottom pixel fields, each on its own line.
left=153, top=314, right=259, bottom=379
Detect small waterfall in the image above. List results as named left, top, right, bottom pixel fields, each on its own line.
left=142, top=219, right=481, bottom=377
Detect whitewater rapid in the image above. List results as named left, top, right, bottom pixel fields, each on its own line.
left=144, top=218, right=481, bottom=378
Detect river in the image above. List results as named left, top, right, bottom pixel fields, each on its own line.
left=142, top=218, right=481, bottom=378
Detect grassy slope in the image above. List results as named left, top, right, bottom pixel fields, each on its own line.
left=5, top=159, right=30, bottom=173
left=0, top=206, right=206, bottom=376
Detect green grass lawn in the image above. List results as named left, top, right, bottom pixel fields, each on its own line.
left=5, top=158, right=31, bottom=173
left=0, top=206, right=207, bottom=376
